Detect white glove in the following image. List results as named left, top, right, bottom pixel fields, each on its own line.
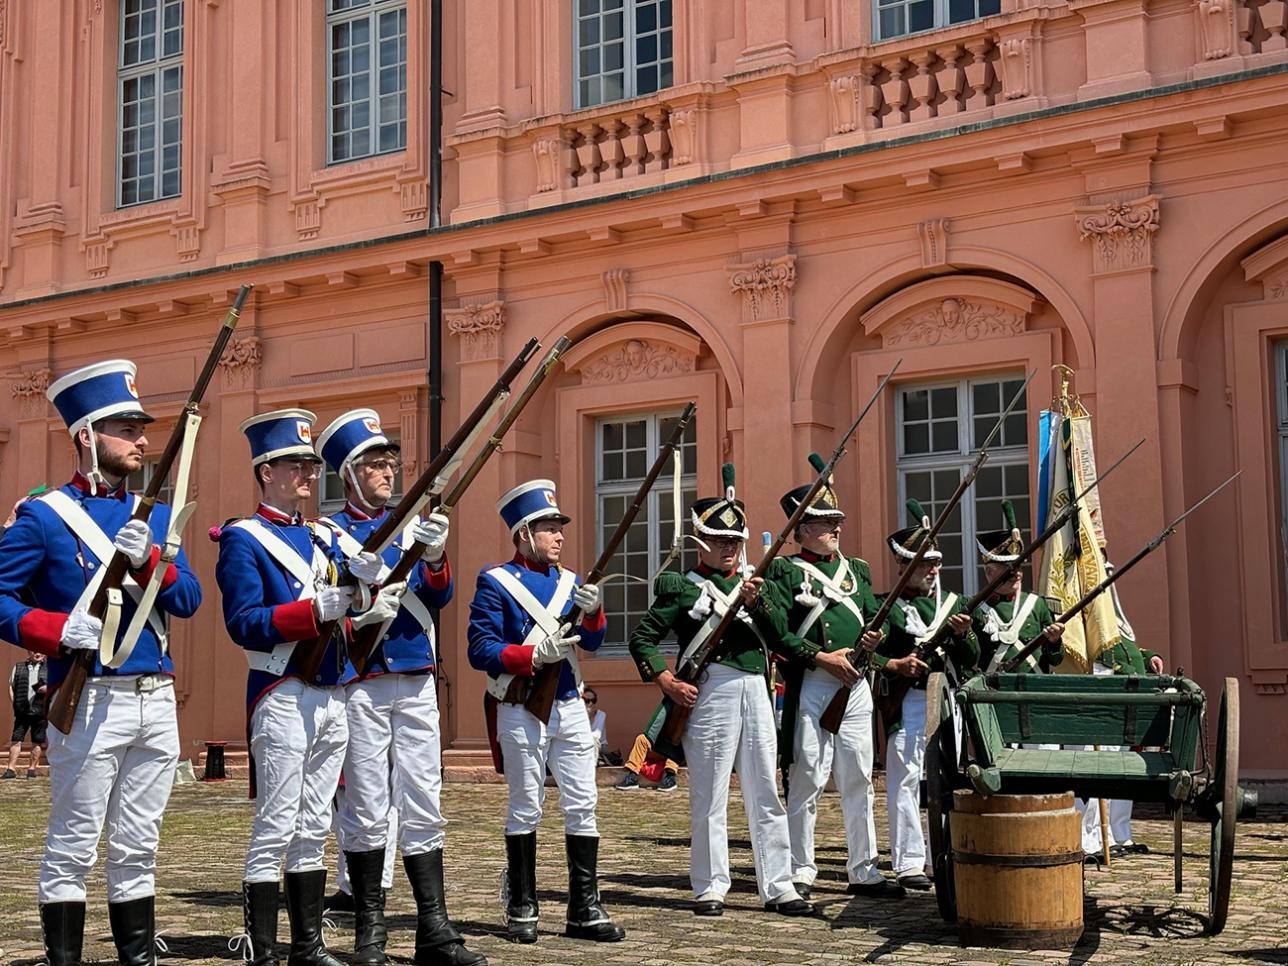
left=348, top=551, right=385, bottom=585
left=61, top=610, right=103, bottom=652
left=531, top=630, right=579, bottom=668
left=573, top=582, right=601, bottom=615
left=351, top=582, right=406, bottom=629
left=313, top=586, right=354, bottom=622
left=114, top=519, right=153, bottom=569
left=412, top=512, right=449, bottom=563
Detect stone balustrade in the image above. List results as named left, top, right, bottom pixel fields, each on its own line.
left=1238, top=0, right=1288, bottom=53
left=530, top=103, right=677, bottom=193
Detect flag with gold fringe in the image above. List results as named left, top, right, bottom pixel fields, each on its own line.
left=1036, top=370, right=1120, bottom=671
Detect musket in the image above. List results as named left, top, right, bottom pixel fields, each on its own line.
left=302, top=338, right=542, bottom=681
left=867, top=438, right=1142, bottom=731
left=346, top=338, right=569, bottom=676
left=1000, top=470, right=1239, bottom=673
left=650, top=362, right=901, bottom=760
left=521, top=402, right=697, bottom=723
left=818, top=370, right=1036, bottom=734
left=48, top=284, right=253, bottom=734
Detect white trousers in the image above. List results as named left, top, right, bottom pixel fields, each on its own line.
left=340, top=673, right=445, bottom=856
left=497, top=695, right=598, bottom=836
left=334, top=789, right=397, bottom=892
left=245, top=679, right=348, bottom=883
left=1078, top=796, right=1134, bottom=853
left=787, top=668, right=881, bottom=886
left=682, top=663, right=797, bottom=904
left=40, top=678, right=179, bottom=903
left=885, top=688, right=929, bottom=877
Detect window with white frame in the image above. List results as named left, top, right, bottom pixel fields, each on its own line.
left=575, top=0, right=673, bottom=109
left=118, top=0, right=184, bottom=207
left=319, top=440, right=404, bottom=516
left=596, top=411, right=697, bottom=652
left=896, top=374, right=1030, bottom=595
left=327, top=0, right=407, bottom=164
left=874, top=0, right=1001, bottom=42
left=127, top=457, right=176, bottom=507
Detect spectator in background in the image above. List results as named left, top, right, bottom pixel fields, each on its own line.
left=583, top=688, right=610, bottom=764
left=6, top=651, right=47, bottom=779
left=614, top=733, right=679, bottom=792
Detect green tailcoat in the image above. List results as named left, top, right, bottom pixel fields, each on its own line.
left=972, top=591, right=1064, bottom=673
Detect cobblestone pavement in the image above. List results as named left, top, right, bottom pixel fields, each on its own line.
left=0, top=778, right=1284, bottom=965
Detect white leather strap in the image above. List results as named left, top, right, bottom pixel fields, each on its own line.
left=318, top=516, right=436, bottom=636
left=677, top=571, right=765, bottom=667
left=790, top=557, right=866, bottom=640
left=984, top=591, right=1043, bottom=672
left=484, top=566, right=579, bottom=702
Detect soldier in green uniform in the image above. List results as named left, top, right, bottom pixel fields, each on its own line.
left=971, top=501, right=1065, bottom=674
left=875, top=500, right=980, bottom=890
left=629, top=465, right=840, bottom=918
left=766, top=457, right=903, bottom=901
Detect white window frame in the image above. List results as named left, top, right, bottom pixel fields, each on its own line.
left=595, top=410, right=697, bottom=653
left=117, top=0, right=184, bottom=208
left=128, top=456, right=175, bottom=506
left=326, top=0, right=408, bottom=165
left=873, top=0, right=1001, bottom=42
left=319, top=440, right=404, bottom=517
left=574, top=0, right=674, bottom=110
left=895, top=373, right=1030, bottom=597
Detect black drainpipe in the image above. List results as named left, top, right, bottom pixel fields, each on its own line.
left=428, top=0, right=444, bottom=463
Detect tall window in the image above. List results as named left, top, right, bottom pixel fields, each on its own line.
left=896, top=374, right=1029, bottom=595
left=118, top=0, right=184, bottom=207
left=575, top=0, right=673, bottom=109
left=319, top=441, right=404, bottom=516
left=596, top=411, right=697, bottom=651
left=127, top=457, right=175, bottom=506
left=874, top=0, right=1000, bottom=41
left=328, top=0, right=407, bottom=163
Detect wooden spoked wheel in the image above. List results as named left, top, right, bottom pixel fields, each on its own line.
left=1207, top=677, right=1239, bottom=935
left=924, top=671, right=958, bottom=923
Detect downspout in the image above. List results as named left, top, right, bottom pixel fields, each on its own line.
left=427, top=0, right=447, bottom=715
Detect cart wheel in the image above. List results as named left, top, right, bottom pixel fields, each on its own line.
left=1207, top=677, right=1239, bottom=934
left=1172, top=806, right=1183, bottom=894
left=924, top=671, right=957, bottom=923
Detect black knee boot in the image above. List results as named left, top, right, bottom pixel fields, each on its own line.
left=344, top=850, right=388, bottom=966
left=283, top=870, right=343, bottom=966
left=404, top=850, right=487, bottom=965
left=564, top=835, right=625, bottom=942
left=108, top=896, right=156, bottom=966
left=242, top=881, right=280, bottom=966
left=503, top=832, right=538, bottom=944
left=40, top=901, right=85, bottom=966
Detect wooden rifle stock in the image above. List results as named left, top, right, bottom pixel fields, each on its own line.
left=305, top=338, right=541, bottom=680
left=48, top=284, right=253, bottom=735
left=523, top=402, right=697, bottom=723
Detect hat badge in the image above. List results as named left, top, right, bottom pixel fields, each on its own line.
left=125, top=375, right=139, bottom=398
left=544, top=490, right=558, bottom=507
left=296, top=421, right=312, bottom=443
left=720, top=508, right=737, bottom=527
left=363, top=416, right=381, bottom=434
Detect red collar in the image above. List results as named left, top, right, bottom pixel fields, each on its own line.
left=989, top=591, right=1018, bottom=604
left=68, top=472, right=128, bottom=500
left=343, top=501, right=387, bottom=522
left=256, top=503, right=304, bottom=526
left=799, top=548, right=835, bottom=564
left=696, top=562, right=737, bottom=580
left=511, top=551, right=555, bottom=575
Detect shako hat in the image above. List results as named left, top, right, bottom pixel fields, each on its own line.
left=240, top=409, right=322, bottom=467
left=497, top=479, right=571, bottom=535
left=46, top=360, right=154, bottom=436
left=977, top=500, right=1024, bottom=564
left=691, top=463, right=749, bottom=540
left=316, top=408, right=399, bottom=474
left=888, top=498, right=943, bottom=562
left=780, top=452, right=845, bottom=521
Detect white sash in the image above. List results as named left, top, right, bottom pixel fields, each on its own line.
left=790, top=557, right=866, bottom=641
left=903, top=591, right=960, bottom=646
left=678, top=571, right=767, bottom=668
left=230, top=518, right=329, bottom=674
left=483, top=566, right=579, bottom=702
left=316, top=517, right=436, bottom=637
left=983, top=591, right=1043, bottom=672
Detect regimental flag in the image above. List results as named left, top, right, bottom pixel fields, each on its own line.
left=1037, top=403, right=1120, bottom=671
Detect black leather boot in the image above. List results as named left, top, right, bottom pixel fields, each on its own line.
left=503, top=833, right=538, bottom=944
left=563, top=835, right=625, bottom=942
left=283, top=870, right=343, bottom=966
left=404, top=850, right=487, bottom=965
left=108, top=896, right=156, bottom=966
left=344, top=850, right=388, bottom=965
left=242, top=880, right=280, bottom=966
left=40, top=901, right=85, bottom=966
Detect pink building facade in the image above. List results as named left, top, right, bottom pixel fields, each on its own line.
left=1, top=0, right=1287, bottom=777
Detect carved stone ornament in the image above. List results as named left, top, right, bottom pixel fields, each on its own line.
left=1268, top=275, right=1288, bottom=300
left=11, top=367, right=52, bottom=419
left=603, top=269, right=630, bottom=312
left=1198, top=0, right=1236, bottom=59
left=882, top=298, right=1025, bottom=349
left=446, top=300, right=506, bottom=362
left=997, top=37, right=1033, bottom=99
left=532, top=137, right=562, bottom=193
left=728, top=254, right=796, bottom=323
left=669, top=108, right=697, bottom=165
left=829, top=74, right=861, bottom=135
left=1075, top=196, right=1160, bottom=273
left=577, top=339, right=696, bottom=385
left=218, top=336, right=263, bottom=391
left=919, top=218, right=951, bottom=268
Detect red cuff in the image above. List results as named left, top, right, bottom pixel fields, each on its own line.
left=18, top=610, right=68, bottom=657
left=500, top=643, right=535, bottom=677
left=271, top=600, right=319, bottom=641
left=580, top=608, right=607, bottom=633
left=421, top=556, right=451, bottom=590
left=131, top=546, right=179, bottom=591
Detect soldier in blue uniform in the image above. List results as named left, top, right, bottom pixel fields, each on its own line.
left=314, top=410, right=484, bottom=966
left=216, top=410, right=355, bottom=966
left=0, top=360, right=201, bottom=966
left=466, top=480, right=625, bottom=945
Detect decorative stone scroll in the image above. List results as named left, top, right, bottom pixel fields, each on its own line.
left=603, top=269, right=630, bottom=312
left=728, top=254, right=796, bottom=323
left=11, top=368, right=52, bottom=419
left=668, top=108, right=697, bottom=166
left=218, top=337, right=262, bottom=391
left=883, top=298, right=1025, bottom=348
left=1075, top=195, right=1160, bottom=273
left=829, top=74, right=861, bottom=135
left=532, top=137, right=563, bottom=192
left=1197, top=0, right=1237, bottom=59
left=577, top=339, right=696, bottom=385
left=919, top=218, right=951, bottom=269
left=446, top=300, right=506, bottom=362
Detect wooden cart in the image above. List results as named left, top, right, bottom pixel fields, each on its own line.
left=923, top=671, right=1256, bottom=935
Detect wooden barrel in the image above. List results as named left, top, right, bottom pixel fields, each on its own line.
left=951, top=789, right=1083, bottom=949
